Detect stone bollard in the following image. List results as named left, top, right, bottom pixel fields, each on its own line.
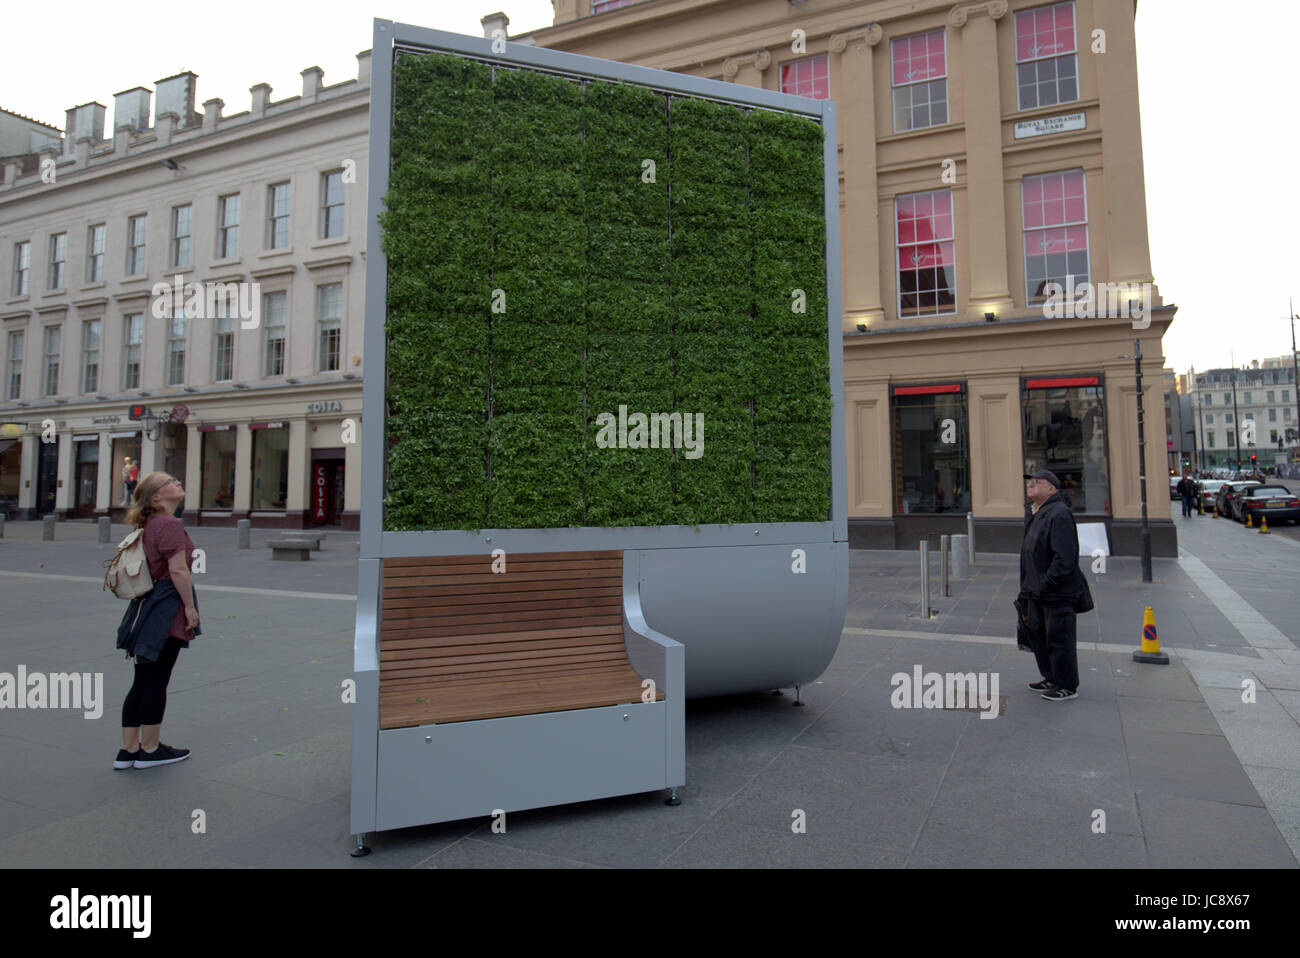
left=98, top=516, right=112, bottom=543
left=951, top=534, right=970, bottom=579
left=237, top=518, right=251, bottom=549
left=42, top=514, right=56, bottom=540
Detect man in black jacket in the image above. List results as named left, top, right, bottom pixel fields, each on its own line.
left=1017, top=468, right=1086, bottom=701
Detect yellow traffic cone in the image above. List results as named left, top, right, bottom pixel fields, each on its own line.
left=1246, top=512, right=1253, bottom=528
left=1133, top=606, right=1169, bottom=664
left=1260, top=515, right=1270, bottom=534
left=1213, top=504, right=1218, bottom=518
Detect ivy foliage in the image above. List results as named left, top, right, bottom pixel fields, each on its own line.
left=382, top=52, right=831, bottom=531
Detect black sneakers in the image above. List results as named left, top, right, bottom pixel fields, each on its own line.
left=1027, top=679, right=1055, bottom=691
left=133, top=744, right=191, bottom=768
left=1041, top=687, right=1078, bottom=701
left=113, top=749, right=139, bottom=770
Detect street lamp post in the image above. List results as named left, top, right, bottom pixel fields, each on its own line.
left=1134, top=338, right=1152, bottom=583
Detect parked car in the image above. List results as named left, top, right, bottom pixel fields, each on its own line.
left=1170, top=475, right=1182, bottom=500
left=1234, top=485, right=1300, bottom=525
left=1217, top=480, right=1262, bottom=518
left=1196, top=480, right=1226, bottom=513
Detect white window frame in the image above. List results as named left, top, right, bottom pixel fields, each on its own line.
left=1015, top=0, right=1080, bottom=111
left=267, top=182, right=290, bottom=250
left=166, top=306, right=187, bottom=386
left=316, top=283, right=342, bottom=372
left=126, top=214, right=147, bottom=276
left=170, top=204, right=192, bottom=269
left=895, top=188, right=957, bottom=319
left=1022, top=168, right=1089, bottom=303
left=213, top=303, right=234, bottom=382
left=262, top=290, right=287, bottom=377
left=81, top=318, right=100, bottom=394
left=321, top=171, right=345, bottom=239
left=48, top=233, right=67, bottom=290
left=5, top=330, right=22, bottom=400
left=12, top=241, right=30, bottom=296
left=218, top=193, right=240, bottom=259
left=42, top=324, right=61, bottom=396
left=123, top=313, right=143, bottom=389
left=890, top=30, right=948, bottom=132
left=87, top=224, right=106, bottom=283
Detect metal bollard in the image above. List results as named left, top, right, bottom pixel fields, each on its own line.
left=940, top=534, right=950, bottom=597
left=952, top=534, right=970, bottom=579
left=42, top=514, right=56, bottom=540
left=966, top=512, right=976, bottom=567
left=237, top=518, right=251, bottom=549
left=98, top=516, right=112, bottom=543
left=919, top=540, right=931, bottom=618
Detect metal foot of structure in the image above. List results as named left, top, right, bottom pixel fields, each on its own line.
left=793, top=683, right=805, bottom=707
left=771, top=689, right=783, bottom=696
left=350, top=834, right=371, bottom=857
left=665, top=787, right=681, bottom=806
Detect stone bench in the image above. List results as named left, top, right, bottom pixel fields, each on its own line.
left=268, top=538, right=318, bottom=561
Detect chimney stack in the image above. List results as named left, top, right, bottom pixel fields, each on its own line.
left=155, top=72, right=198, bottom=129
left=481, top=11, right=509, bottom=40
left=113, top=87, right=151, bottom=133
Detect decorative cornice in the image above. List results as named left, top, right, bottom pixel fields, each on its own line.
left=830, top=24, right=883, bottom=54
left=949, top=0, right=1010, bottom=28
left=723, top=49, right=773, bottom=80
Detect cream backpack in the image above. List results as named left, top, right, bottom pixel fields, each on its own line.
left=103, top=528, right=155, bottom=599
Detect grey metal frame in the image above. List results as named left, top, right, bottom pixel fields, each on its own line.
left=353, top=19, right=848, bottom=839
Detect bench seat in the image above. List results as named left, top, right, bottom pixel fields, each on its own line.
left=378, top=550, right=662, bottom=729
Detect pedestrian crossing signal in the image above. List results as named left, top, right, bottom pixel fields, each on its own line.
left=128, top=404, right=147, bottom=421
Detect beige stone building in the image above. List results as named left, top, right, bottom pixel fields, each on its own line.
left=0, top=58, right=371, bottom=529
left=516, top=0, right=1176, bottom=554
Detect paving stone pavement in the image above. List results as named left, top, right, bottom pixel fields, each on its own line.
left=0, top=507, right=1295, bottom=868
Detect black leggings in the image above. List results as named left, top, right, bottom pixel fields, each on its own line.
left=121, top=637, right=184, bottom=727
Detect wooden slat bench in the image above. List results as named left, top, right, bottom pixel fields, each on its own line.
left=378, top=550, right=663, bottom=729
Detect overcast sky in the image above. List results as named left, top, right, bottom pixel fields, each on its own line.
left=2, top=0, right=1294, bottom=377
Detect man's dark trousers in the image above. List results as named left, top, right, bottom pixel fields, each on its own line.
left=1181, top=493, right=1194, bottom=517
left=1025, top=598, right=1079, bottom=692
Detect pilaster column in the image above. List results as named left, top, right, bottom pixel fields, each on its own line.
left=1093, top=0, right=1153, bottom=287
left=950, top=0, right=1014, bottom=318
left=184, top=423, right=201, bottom=506
left=54, top=429, right=73, bottom=513
left=287, top=418, right=309, bottom=517
left=830, top=24, right=884, bottom=330
left=344, top=419, right=363, bottom=514
left=18, top=434, right=36, bottom=511
left=95, top=432, right=112, bottom=514
left=233, top=425, right=252, bottom=512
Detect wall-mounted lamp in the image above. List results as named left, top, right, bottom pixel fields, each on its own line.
left=984, top=311, right=996, bottom=322
left=856, top=323, right=867, bottom=332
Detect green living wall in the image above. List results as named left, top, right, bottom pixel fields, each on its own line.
left=381, top=51, right=831, bottom=531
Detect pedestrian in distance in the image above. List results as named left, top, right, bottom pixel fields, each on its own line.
left=114, top=471, right=200, bottom=770
left=121, top=457, right=138, bottom=505
left=1176, top=472, right=1196, bottom=518
left=1014, top=469, right=1094, bottom=701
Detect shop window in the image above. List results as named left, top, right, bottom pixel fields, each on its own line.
left=251, top=426, right=289, bottom=510
left=1022, top=376, right=1108, bottom=513
left=892, top=385, right=970, bottom=514
left=201, top=429, right=237, bottom=509
left=111, top=435, right=141, bottom=507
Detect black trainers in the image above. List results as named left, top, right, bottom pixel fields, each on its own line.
left=1028, top=679, right=1056, bottom=691
left=133, top=744, right=190, bottom=768
left=1041, top=687, right=1078, bottom=701
left=113, top=748, right=140, bottom=770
